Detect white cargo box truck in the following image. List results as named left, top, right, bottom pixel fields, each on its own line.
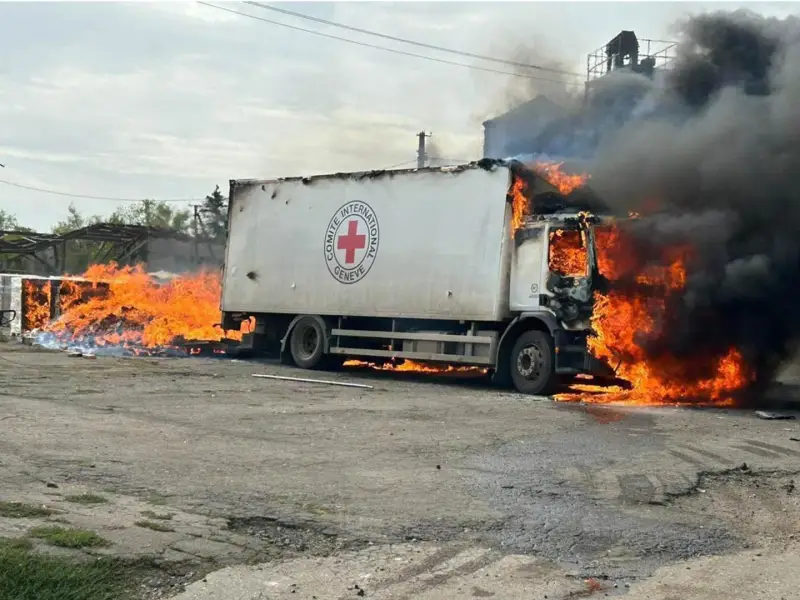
left=221, top=159, right=615, bottom=395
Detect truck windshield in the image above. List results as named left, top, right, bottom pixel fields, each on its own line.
left=548, top=228, right=588, bottom=277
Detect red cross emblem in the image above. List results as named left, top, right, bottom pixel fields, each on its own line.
left=337, top=220, right=366, bottom=264
left=325, top=201, right=379, bottom=284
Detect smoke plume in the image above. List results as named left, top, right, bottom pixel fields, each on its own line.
left=501, top=46, right=580, bottom=109
left=588, top=10, right=800, bottom=387
left=425, top=137, right=446, bottom=167
left=475, top=42, right=581, bottom=127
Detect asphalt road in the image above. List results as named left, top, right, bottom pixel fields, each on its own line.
left=0, top=343, right=798, bottom=598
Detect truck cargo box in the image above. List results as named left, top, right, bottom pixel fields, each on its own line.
left=222, top=163, right=514, bottom=321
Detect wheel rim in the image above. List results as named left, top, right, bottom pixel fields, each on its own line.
left=516, top=344, right=543, bottom=381
left=298, top=326, right=319, bottom=359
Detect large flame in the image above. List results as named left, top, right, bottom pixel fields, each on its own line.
left=533, top=161, right=589, bottom=195
left=509, top=162, right=590, bottom=237
left=509, top=177, right=527, bottom=236
left=556, top=221, right=752, bottom=405
left=38, top=263, right=248, bottom=352
left=548, top=229, right=587, bottom=276
left=498, top=160, right=748, bottom=405
left=22, top=280, right=51, bottom=331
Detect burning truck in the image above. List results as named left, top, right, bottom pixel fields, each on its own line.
left=220, top=159, right=631, bottom=395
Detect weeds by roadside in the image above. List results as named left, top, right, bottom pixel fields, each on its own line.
left=1, top=536, right=201, bottom=600
left=0, top=501, right=55, bottom=519
left=0, top=543, right=132, bottom=600
left=64, top=494, right=109, bottom=506
left=29, top=526, right=110, bottom=549
left=0, top=537, right=34, bottom=551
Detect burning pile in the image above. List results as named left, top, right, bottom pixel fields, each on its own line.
left=22, top=280, right=53, bottom=332
left=33, top=263, right=246, bottom=355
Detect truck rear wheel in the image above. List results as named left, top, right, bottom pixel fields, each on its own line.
left=289, top=317, right=326, bottom=369
left=509, top=330, right=557, bottom=396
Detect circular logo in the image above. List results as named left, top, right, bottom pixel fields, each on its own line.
left=324, top=201, right=379, bottom=284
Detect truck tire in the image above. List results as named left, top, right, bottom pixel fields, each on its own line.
left=289, top=317, right=326, bottom=369
left=509, top=330, right=557, bottom=396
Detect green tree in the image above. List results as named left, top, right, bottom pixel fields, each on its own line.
left=199, top=186, right=228, bottom=239
left=0, top=210, right=35, bottom=272
left=109, top=200, right=191, bottom=234
left=0, top=209, right=19, bottom=231
left=52, top=204, right=105, bottom=273
left=52, top=204, right=102, bottom=235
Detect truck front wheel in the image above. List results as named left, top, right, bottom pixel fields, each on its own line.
left=509, top=330, right=557, bottom=396
left=289, top=317, right=326, bottom=369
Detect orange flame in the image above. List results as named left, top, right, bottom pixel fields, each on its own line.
left=43, top=263, right=249, bottom=350
left=533, top=161, right=589, bottom=195
left=509, top=162, right=589, bottom=238
left=58, top=279, right=94, bottom=314
left=556, top=222, right=751, bottom=405
left=344, top=359, right=487, bottom=375
left=22, top=280, right=52, bottom=331
left=548, top=229, right=587, bottom=277
left=509, top=177, right=528, bottom=237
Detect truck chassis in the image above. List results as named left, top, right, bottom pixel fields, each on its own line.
left=225, top=310, right=611, bottom=396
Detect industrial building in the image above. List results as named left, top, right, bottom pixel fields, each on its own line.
left=482, top=31, right=676, bottom=160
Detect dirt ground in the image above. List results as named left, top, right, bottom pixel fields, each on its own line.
left=1, top=342, right=799, bottom=599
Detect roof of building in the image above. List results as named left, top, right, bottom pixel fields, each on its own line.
left=482, top=95, right=568, bottom=128
left=0, top=223, right=191, bottom=255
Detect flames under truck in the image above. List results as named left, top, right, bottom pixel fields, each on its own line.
left=221, top=159, right=617, bottom=395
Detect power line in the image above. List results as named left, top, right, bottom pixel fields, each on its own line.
left=0, top=178, right=200, bottom=203
left=380, top=160, right=418, bottom=170
left=380, top=157, right=472, bottom=170
left=429, top=157, right=472, bottom=164
left=197, top=2, right=584, bottom=87
left=244, top=1, right=582, bottom=77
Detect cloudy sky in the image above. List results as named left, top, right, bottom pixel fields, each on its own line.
left=0, top=0, right=795, bottom=231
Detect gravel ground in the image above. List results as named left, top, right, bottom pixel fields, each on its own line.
left=0, top=342, right=799, bottom=598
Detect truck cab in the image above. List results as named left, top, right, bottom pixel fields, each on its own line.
left=496, top=163, right=618, bottom=394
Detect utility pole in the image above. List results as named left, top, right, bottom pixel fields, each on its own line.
left=191, top=204, right=200, bottom=265
left=416, top=131, right=431, bottom=168
left=142, top=199, right=154, bottom=226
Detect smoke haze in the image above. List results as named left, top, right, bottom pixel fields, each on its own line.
left=501, top=46, right=581, bottom=110
left=475, top=40, right=582, bottom=125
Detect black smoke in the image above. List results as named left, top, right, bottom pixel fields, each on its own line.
left=587, top=10, right=800, bottom=389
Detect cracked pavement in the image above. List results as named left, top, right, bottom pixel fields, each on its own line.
left=0, top=343, right=799, bottom=598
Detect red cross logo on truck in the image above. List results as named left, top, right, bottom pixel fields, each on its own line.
left=337, top=220, right=366, bottom=264
left=324, top=201, right=380, bottom=284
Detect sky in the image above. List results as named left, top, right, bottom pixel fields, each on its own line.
left=0, top=0, right=796, bottom=231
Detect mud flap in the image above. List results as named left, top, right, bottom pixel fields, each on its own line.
left=554, top=329, right=590, bottom=375
left=585, top=353, right=617, bottom=378
left=584, top=351, right=632, bottom=389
